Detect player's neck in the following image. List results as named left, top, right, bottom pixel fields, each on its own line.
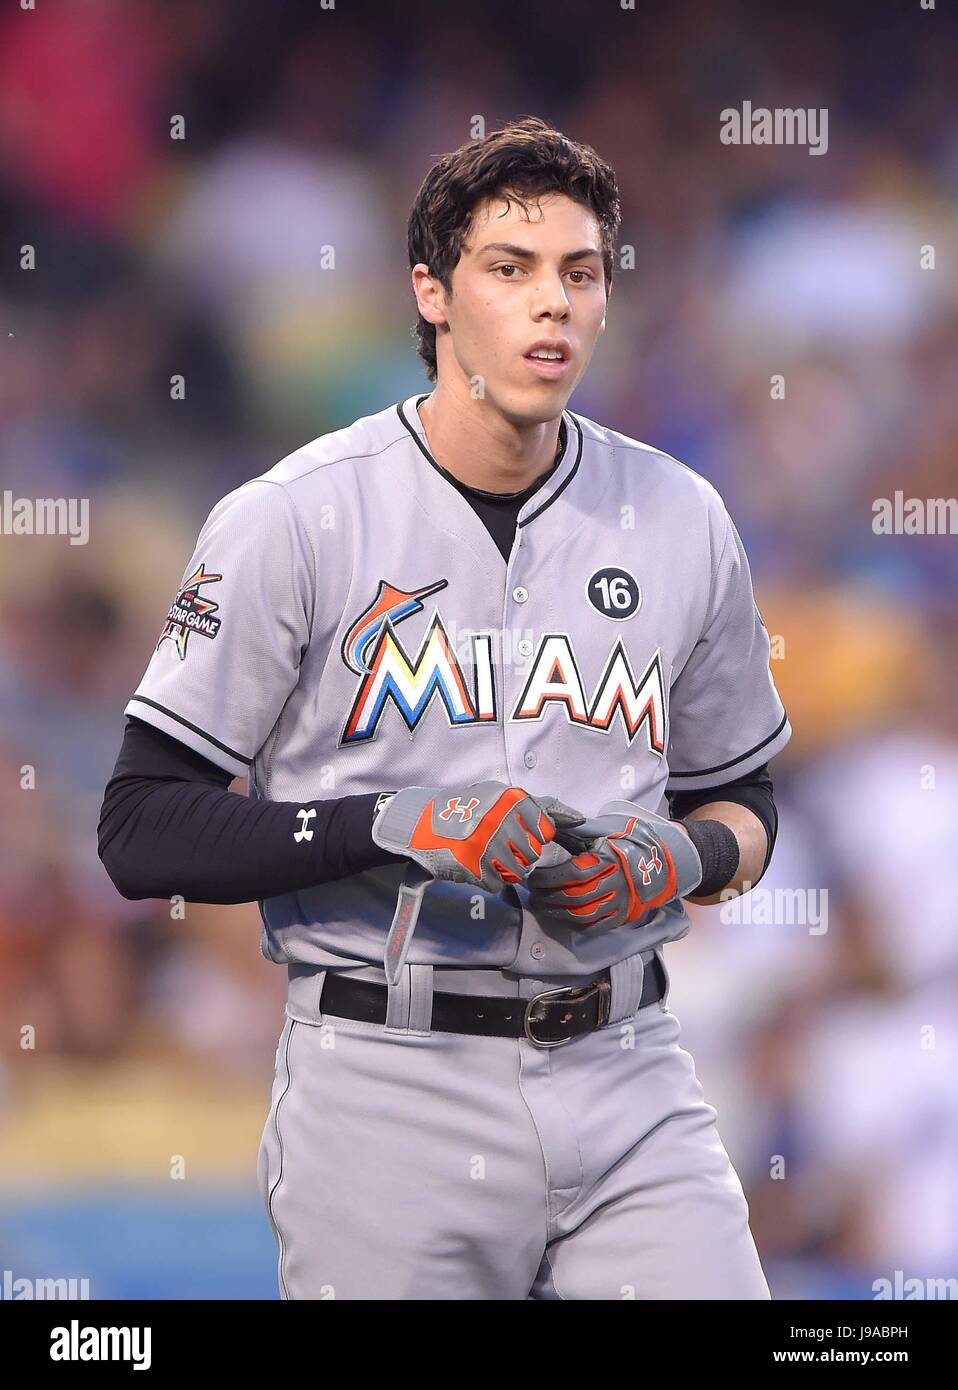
left=416, top=385, right=562, bottom=495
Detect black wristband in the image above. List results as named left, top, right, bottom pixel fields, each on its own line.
left=681, top=818, right=740, bottom=897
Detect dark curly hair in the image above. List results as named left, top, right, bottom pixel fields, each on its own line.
left=407, top=116, right=621, bottom=382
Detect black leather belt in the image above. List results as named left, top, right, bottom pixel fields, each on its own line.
left=319, top=954, right=667, bottom=1048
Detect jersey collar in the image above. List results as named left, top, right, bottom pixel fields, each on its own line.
left=396, top=393, right=583, bottom=529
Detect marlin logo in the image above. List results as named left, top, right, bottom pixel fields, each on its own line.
left=341, top=579, right=448, bottom=676
left=339, top=577, right=498, bottom=745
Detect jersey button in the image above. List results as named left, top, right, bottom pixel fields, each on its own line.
left=530, top=942, right=546, bottom=961
left=512, top=586, right=529, bottom=604
left=517, top=638, right=533, bottom=658
left=523, top=751, right=537, bottom=769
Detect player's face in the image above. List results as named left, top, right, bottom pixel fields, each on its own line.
left=435, top=192, right=608, bottom=423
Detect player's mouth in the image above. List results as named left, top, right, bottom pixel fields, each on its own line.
left=523, top=339, right=572, bottom=380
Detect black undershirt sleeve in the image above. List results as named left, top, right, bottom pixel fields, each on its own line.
left=97, top=717, right=404, bottom=904
left=667, top=763, right=778, bottom=880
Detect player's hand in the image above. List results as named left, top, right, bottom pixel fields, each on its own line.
left=526, top=804, right=703, bottom=935
left=371, top=781, right=586, bottom=894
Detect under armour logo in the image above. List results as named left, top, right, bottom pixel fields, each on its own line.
left=637, top=846, right=663, bottom=885
left=294, top=808, right=317, bottom=843
left=439, top=796, right=480, bottom=823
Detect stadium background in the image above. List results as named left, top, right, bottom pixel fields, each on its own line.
left=1, top=0, right=956, bottom=1299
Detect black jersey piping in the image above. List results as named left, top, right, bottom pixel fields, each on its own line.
left=128, top=695, right=251, bottom=765
left=518, top=411, right=583, bottom=526
left=395, top=396, right=578, bottom=524
left=667, top=710, right=789, bottom=779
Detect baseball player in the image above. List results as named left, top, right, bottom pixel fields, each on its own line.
left=99, top=116, right=790, bottom=1300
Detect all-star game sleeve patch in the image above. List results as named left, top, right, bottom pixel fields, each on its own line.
left=157, top=563, right=223, bottom=660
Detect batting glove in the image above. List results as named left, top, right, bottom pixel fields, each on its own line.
left=371, top=781, right=587, bottom=894
left=526, top=802, right=703, bottom=934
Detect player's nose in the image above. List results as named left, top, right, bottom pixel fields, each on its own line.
left=531, top=276, right=572, bottom=319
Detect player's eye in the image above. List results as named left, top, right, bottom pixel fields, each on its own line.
left=493, top=263, right=524, bottom=279
left=566, top=268, right=594, bottom=284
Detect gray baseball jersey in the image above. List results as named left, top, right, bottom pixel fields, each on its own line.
left=126, top=393, right=790, bottom=979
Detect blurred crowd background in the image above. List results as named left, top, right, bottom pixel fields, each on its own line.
left=1, top=0, right=956, bottom=1299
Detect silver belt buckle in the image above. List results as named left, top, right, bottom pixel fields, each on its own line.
left=523, top=984, right=580, bottom=1049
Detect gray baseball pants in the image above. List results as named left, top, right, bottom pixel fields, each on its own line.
left=256, top=949, right=770, bottom=1300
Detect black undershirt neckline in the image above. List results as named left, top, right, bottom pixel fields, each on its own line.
left=428, top=415, right=568, bottom=563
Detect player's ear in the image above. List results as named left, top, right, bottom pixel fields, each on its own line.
left=412, top=264, right=448, bottom=327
